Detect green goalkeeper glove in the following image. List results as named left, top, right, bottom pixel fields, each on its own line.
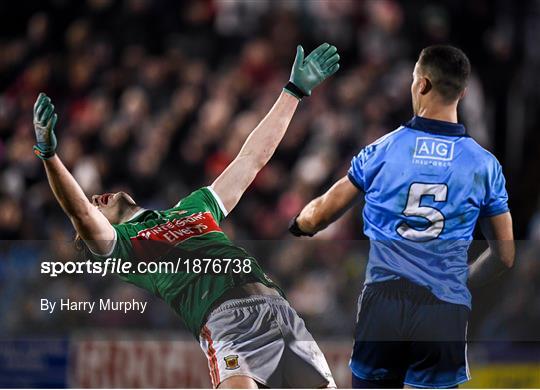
left=33, top=93, right=58, bottom=160
left=283, top=42, right=340, bottom=100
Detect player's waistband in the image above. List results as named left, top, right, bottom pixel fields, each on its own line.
left=209, top=294, right=288, bottom=315
left=366, top=278, right=441, bottom=302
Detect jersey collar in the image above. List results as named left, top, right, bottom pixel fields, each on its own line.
left=125, top=208, right=157, bottom=223
left=405, top=115, right=468, bottom=136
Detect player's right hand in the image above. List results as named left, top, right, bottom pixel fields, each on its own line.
left=283, top=43, right=340, bottom=100
left=33, top=93, right=58, bottom=160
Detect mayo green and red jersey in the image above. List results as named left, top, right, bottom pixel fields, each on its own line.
left=92, top=187, right=281, bottom=337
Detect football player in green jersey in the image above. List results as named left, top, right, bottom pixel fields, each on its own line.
left=34, top=43, right=340, bottom=388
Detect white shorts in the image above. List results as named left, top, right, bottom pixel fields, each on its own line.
left=199, top=295, right=335, bottom=388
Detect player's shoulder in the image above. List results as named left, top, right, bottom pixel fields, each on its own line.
left=362, top=126, right=407, bottom=155
left=368, top=126, right=407, bottom=147
left=171, top=186, right=227, bottom=222
left=462, top=136, right=502, bottom=169
left=172, top=187, right=210, bottom=208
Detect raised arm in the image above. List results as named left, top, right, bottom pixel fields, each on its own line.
left=289, top=176, right=360, bottom=236
left=468, top=212, right=515, bottom=288
left=211, top=43, right=340, bottom=213
left=33, top=93, right=115, bottom=255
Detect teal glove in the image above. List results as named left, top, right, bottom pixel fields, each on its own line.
left=33, top=93, right=58, bottom=160
left=284, top=43, right=340, bottom=100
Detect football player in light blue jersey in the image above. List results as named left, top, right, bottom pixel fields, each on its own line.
left=289, top=45, right=515, bottom=388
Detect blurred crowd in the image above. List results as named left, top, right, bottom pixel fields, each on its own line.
left=0, top=0, right=539, bottom=342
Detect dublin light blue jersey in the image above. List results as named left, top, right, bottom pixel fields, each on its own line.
left=348, top=116, right=509, bottom=308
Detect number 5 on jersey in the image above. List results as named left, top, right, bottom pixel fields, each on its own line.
left=397, top=183, right=448, bottom=241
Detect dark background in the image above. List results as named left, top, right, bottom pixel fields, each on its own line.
left=0, top=0, right=538, bottom=360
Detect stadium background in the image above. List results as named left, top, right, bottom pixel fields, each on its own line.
left=0, top=0, right=539, bottom=387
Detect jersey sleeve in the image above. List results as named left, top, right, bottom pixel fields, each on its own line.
left=86, top=224, right=133, bottom=262
left=173, top=187, right=228, bottom=225
left=205, top=186, right=229, bottom=223
left=348, top=148, right=367, bottom=191
left=480, top=159, right=509, bottom=217
left=348, top=145, right=377, bottom=191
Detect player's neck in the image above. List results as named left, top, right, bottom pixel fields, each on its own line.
left=416, top=105, right=458, bottom=123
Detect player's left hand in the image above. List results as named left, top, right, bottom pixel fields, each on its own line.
left=283, top=43, right=340, bottom=100
left=33, top=92, right=58, bottom=160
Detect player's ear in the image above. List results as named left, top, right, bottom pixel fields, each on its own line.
left=458, top=87, right=467, bottom=100
left=420, top=77, right=432, bottom=95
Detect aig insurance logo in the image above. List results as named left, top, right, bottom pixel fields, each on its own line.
left=413, top=137, right=455, bottom=162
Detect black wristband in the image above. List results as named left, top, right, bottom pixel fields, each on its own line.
left=288, top=215, right=314, bottom=237
left=283, top=82, right=306, bottom=100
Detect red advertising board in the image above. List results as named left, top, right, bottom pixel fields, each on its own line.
left=69, top=334, right=352, bottom=388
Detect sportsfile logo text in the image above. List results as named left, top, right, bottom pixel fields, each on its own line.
left=41, top=258, right=252, bottom=277
left=413, top=137, right=455, bottom=167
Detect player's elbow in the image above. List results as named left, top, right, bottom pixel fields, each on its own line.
left=300, top=201, right=329, bottom=233
left=499, top=252, right=515, bottom=269
left=236, top=152, right=268, bottom=177
left=495, top=244, right=515, bottom=269
left=299, top=215, right=320, bottom=234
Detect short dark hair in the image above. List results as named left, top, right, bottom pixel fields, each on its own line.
left=418, top=45, right=471, bottom=102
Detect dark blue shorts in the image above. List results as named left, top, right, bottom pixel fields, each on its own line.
left=350, top=279, right=470, bottom=388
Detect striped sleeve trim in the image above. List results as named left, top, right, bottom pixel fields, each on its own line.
left=86, top=228, right=117, bottom=258
left=207, top=186, right=229, bottom=217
